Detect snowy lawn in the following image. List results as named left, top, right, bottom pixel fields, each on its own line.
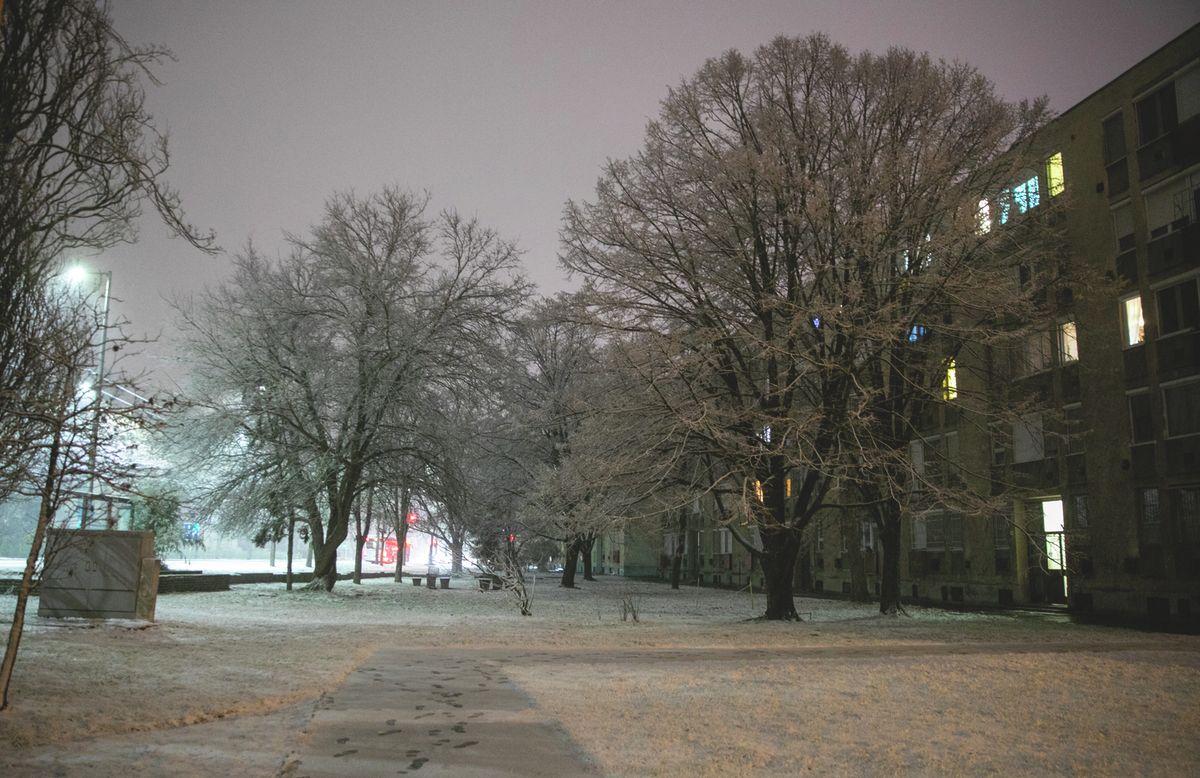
left=2, top=574, right=1198, bottom=775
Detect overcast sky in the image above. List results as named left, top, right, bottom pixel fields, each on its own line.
left=95, top=0, right=1199, bottom=385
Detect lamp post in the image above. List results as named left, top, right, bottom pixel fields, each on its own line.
left=65, top=265, right=112, bottom=528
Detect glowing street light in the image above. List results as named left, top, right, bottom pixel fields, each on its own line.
left=64, top=264, right=113, bottom=528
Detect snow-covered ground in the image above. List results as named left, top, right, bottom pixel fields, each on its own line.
left=2, top=572, right=1198, bottom=775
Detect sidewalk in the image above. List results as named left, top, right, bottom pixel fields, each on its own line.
left=282, top=647, right=597, bottom=777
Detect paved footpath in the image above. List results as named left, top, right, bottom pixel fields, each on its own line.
left=281, top=647, right=598, bottom=777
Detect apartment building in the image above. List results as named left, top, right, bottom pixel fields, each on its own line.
left=803, top=24, right=1200, bottom=622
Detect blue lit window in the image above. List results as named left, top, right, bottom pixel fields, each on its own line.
left=908, top=325, right=928, bottom=343
left=1012, top=175, right=1040, bottom=214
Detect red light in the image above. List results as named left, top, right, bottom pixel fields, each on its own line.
left=506, top=533, right=516, bottom=543
left=406, top=512, right=418, bottom=525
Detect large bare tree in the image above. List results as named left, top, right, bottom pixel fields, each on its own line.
left=562, top=34, right=1055, bottom=619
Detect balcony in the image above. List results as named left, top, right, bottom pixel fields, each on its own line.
left=1138, top=115, right=1200, bottom=181
left=1157, top=331, right=1200, bottom=381
left=1147, top=221, right=1199, bottom=278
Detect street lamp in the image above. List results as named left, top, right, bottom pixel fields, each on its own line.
left=65, top=264, right=112, bottom=528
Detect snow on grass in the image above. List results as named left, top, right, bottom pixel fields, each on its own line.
left=2, top=573, right=1198, bottom=775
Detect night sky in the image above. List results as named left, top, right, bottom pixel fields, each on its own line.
left=94, top=0, right=1199, bottom=386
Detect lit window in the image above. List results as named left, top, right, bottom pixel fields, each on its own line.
left=976, top=199, right=991, bottom=234
left=1059, top=321, right=1079, bottom=363
left=785, top=478, right=791, bottom=498
left=1013, top=175, right=1040, bottom=213
left=1121, top=295, right=1145, bottom=346
left=908, top=325, right=928, bottom=343
left=1046, top=152, right=1064, bottom=197
left=941, top=358, right=957, bottom=401
left=754, top=480, right=764, bottom=503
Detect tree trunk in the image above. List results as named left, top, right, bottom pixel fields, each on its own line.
left=393, top=487, right=411, bottom=582
left=581, top=535, right=595, bottom=580
left=758, top=528, right=801, bottom=620
left=849, top=519, right=870, bottom=602
left=353, top=502, right=364, bottom=585
left=451, top=527, right=464, bottom=574
left=1, top=420, right=63, bottom=710
left=285, top=513, right=295, bottom=591
left=669, top=511, right=686, bottom=589
left=670, top=537, right=683, bottom=590
left=878, top=514, right=902, bottom=615
left=560, top=539, right=581, bottom=588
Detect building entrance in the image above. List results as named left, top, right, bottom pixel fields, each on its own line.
left=1027, top=498, right=1068, bottom=605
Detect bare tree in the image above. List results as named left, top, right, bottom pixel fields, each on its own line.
left=176, top=188, right=529, bottom=591
left=1, top=0, right=211, bottom=710
left=562, top=34, right=1054, bottom=619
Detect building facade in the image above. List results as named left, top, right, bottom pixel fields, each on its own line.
left=802, top=24, right=1200, bottom=622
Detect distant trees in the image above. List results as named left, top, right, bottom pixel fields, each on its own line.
left=562, top=34, right=1057, bottom=618
left=176, top=188, right=529, bottom=591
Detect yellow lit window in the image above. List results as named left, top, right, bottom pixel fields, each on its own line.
left=1046, top=152, right=1064, bottom=197
left=1059, top=320, right=1079, bottom=363
left=1121, top=295, right=1144, bottom=347
left=785, top=478, right=792, bottom=498
left=754, top=480, right=764, bottom=503
left=942, top=358, right=958, bottom=401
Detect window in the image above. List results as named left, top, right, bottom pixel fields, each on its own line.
left=1121, top=294, right=1145, bottom=346
left=1137, top=82, right=1177, bottom=145
left=1013, top=413, right=1045, bottom=463
left=860, top=521, right=875, bottom=551
left=1156, top=277, right=1200, bottom=336
left=1112, top=203, right=1135, bottom=252
left=1072, top=494, right=1089, bottom=529
left=925, top=515, right=945, bottom=549
left=1016, top=329, right=1053, bottom=374
left=911, top=515, right=927, bottom=550
left=1103, top=113, right=1127, bottom=163
left=945, top=514, right=964, bottom=551
left=908, top=325, right=928, bottom=342
left=716, top=528, right=733, bottom=555
left=753, top=479, right=764, bottom=502
left=1066, top=404, right=1087, bottom=455
left=1012, top=175, right=1041, bottom=214
left=976, top=199, right=991, bottom=234
left=1163, top=381, right=1200, bottom=437
left=1102, top=112, right=1129, bottom=196
left=998, top=176, right=1041, bottom=225
left=942, top=358, right=957, bottom=401
left=1174, top=488, right=1200, bottom=545
left=1046, top=152, right=1064, bottom=197
left=1129, top=392, right=1154, bottom=443
left=663, top=532, right=677, bottom=556
left=993, top=516, right=1012, bottom=549
left=909, top=439, right=925, bottom=490
left=1058, top=320, right=1079, bottom=363
left=1139, top=488, right=1162, bottom=545
left=815, top=518, right=824, bottom=552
